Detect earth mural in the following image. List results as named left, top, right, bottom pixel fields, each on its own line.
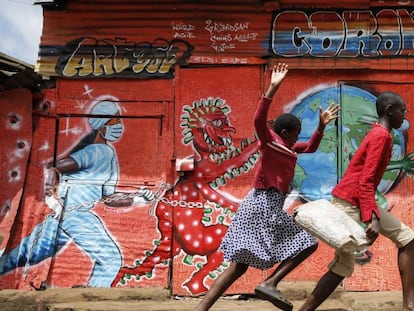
left=289, top=85, right=408, bottom=206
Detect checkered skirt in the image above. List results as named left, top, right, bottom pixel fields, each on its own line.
left=220, top=188, right=317, bottom=269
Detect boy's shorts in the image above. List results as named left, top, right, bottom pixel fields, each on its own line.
left=328, top=196, right=414, bottom=277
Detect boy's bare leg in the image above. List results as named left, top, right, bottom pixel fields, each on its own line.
left=193, top=262, right=248, bottom=311
left=298, top=270, right=344, bottom=311
left=399, top=239, right=414, bottom=311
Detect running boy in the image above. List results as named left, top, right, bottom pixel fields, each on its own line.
left=194, top=63, right=340, bottom=311
left=299, top=91, right=414, bottom=311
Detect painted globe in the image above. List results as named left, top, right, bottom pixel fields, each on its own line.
left=290, top=85, right=406, bottom=202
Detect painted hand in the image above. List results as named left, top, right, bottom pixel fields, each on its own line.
left=133, top=188, right=155, bottom=205
left=45, top=194, right=63, bottom=219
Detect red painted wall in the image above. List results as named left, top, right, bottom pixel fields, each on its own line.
left=2, top=65, right=414, bottom=294
left=1, top=0, right=414, bottom=295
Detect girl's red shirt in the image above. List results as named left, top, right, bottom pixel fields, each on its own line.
left=253, top=95, right=324, bottom=193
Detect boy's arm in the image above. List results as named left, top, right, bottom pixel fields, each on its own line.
left=358, top=136, right=390, bottom=222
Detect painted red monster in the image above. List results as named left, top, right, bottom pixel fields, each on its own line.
left=112, top=97, right=260, bottom=294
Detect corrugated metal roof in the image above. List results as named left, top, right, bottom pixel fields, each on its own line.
left=0, top=52, right=46, bottom=92
left=0, top=53, right=33, bottom=77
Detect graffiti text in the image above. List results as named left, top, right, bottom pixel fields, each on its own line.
left=272, top=9, right=414, bottom=58
left=172, top=21, right=196, bottom=39
left=56, top=37, right=193, bottom=78
left=204, top=19, right=258, bottom=53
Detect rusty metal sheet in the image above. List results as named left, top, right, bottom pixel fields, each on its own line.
left=0, top=89, right=32, bottom=254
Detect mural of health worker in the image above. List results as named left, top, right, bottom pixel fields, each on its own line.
left=0, top=100, right=154, bottom=288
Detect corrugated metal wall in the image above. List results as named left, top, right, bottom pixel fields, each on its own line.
left=1, top=0, right=414, bottom=295
left=37, top=0, right=272, bottom=77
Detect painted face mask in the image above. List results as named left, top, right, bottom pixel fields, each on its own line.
left=102, top=123, right=124, bottom=141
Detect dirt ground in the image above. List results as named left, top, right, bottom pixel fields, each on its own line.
left=0, top=281, right=403, bottom=311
